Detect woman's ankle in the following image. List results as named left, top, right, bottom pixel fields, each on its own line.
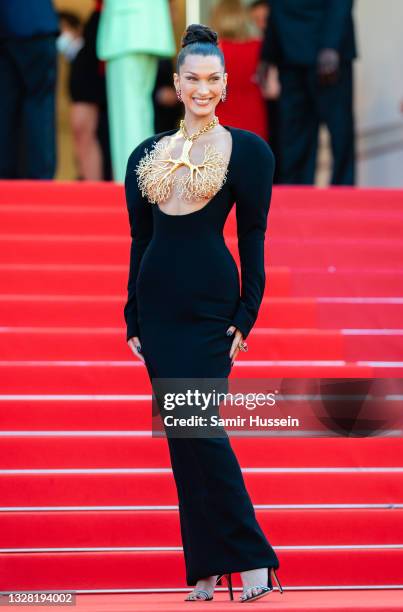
left=240, top=567, right=270, bottom=588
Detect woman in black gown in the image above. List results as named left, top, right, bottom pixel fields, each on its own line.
left=124, top=23, right=283, bottom=603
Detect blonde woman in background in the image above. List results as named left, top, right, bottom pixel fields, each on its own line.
left=210, top=0, right=269, bottom=141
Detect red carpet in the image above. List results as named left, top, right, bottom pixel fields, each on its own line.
left=0, top=590, right=398, bottom=611
left=1, top=182, right=403, bottom=609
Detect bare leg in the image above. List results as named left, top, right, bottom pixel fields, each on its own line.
left=70, top=102, right=103, bottom=180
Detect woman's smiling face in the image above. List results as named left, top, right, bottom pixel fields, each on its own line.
left=174, top=54, right=227, bottom=117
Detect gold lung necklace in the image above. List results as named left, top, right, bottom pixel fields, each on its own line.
left=135, top=116, right=229, bottom=205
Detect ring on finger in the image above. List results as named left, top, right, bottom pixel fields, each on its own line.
left=238, top=341, right=248, bottom=352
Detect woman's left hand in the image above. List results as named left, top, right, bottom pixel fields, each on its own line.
left=227, top=325, right=244, bottom=365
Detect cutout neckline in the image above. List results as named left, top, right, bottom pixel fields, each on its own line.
left=152, top=125, right=234, bottom=218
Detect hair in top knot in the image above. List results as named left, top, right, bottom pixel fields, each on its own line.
left=176, top=23, right=225, bottom=72
left=181, top=24, right=218, bottom=48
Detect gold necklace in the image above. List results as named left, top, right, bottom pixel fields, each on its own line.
left=136, top=116, right=228, bottom=205
left=179, top=116, right=219, bottom=142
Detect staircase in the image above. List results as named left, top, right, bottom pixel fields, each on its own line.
left=1, top=181, right=402, bottom=610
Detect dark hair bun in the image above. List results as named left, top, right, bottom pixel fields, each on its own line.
left=181, top=23, right=218, bottom=48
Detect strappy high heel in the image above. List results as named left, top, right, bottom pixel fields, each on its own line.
left=217, top=573, right=234, bottom=600
left=184, top=573, right=234, bottom=601
left=239, top=567, right=283, bottom=603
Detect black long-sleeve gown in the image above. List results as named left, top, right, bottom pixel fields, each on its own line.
left=124, top=125, right=280, bottom=585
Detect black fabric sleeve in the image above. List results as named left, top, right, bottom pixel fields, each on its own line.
left=230, top=132, right=275, bottom=340
left=123, top=143, right=154, bottom=342
left=320, top=0, right=353, bottom=52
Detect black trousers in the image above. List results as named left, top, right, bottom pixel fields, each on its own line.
left=278, top=62, right=355, bottom=185
left=0, top=34, right=57, bottom=179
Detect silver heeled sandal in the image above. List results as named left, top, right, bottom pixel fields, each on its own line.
left=239, top=567, right=283, bottom=603
left=185, top=573, right=234, bottom=601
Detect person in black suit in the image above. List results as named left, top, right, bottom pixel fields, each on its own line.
left=259, top=0, right=357, bottom=185
left=0, top=0, right=59, bottom=179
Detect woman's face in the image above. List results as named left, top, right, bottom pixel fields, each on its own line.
left=174, top=54, right=227, bottom=117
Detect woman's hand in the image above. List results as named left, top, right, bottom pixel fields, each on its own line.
left=226, top=325, right=244, bottom=366
left=127, top=336, right=145, bottom=364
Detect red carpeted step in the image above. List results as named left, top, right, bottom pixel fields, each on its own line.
left=0, top=399, right=154, bottom=433
left=0, top=180, right=124, bottom=207
left=270, top=296, right=403, bottom=328
left=3, top=328, right=403, bottom=361
left=4, top=203, right=403, bottom=239
left=316, top=300, right=403, bottom=329
left=0, top=206, right=125, bottom=236
left=0, top=234, right=129, bottom=265
left=2, top=508, right=403, bottom=548
left=1, top=472, right=402, bottom=506
left=270, top=186, right=403, bottom=213
left=262, top=240, right=403, bottom=268
left=4, top=391, right=403, bottom=458
left=1, top=266, right=285, bottom=296
left=4, top=233, right=403, bottom=271
left=0, top=265, right=275, bottom=297
left=239, top=239, right=403, bottom=269
left=0, top=294, right=319, bottom=328
left=243, top=238, right=403, bottom=271
left=268, top=211, right=403, bottom=240
left=2, top=436, right=403, bottom=468
left=0, top=295, right=130, bottom=328
left=4, top=233, right=403, bottom=277
left=2, top=296, right=403, bottom=329
left=1, top=549, right=403, bottom=591
left=3, top=266, right=403, bottom=299
left=0, top=266, right=288, bottom=297
left=0, top=328, right=346, bottom=360
left=287, top=270, right=403, bottom=297
left=343, top=333, right=403, bottom=361
left=0, top=590, right=399, bottom=611
left=253, top=329, right=403, bottom=361
left=0, top=363, right=392, bottom=395
left=2, top=181, right=403, bottom=211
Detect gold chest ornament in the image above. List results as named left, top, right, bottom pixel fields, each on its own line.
left=135, top=117, right=229, bottom=205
